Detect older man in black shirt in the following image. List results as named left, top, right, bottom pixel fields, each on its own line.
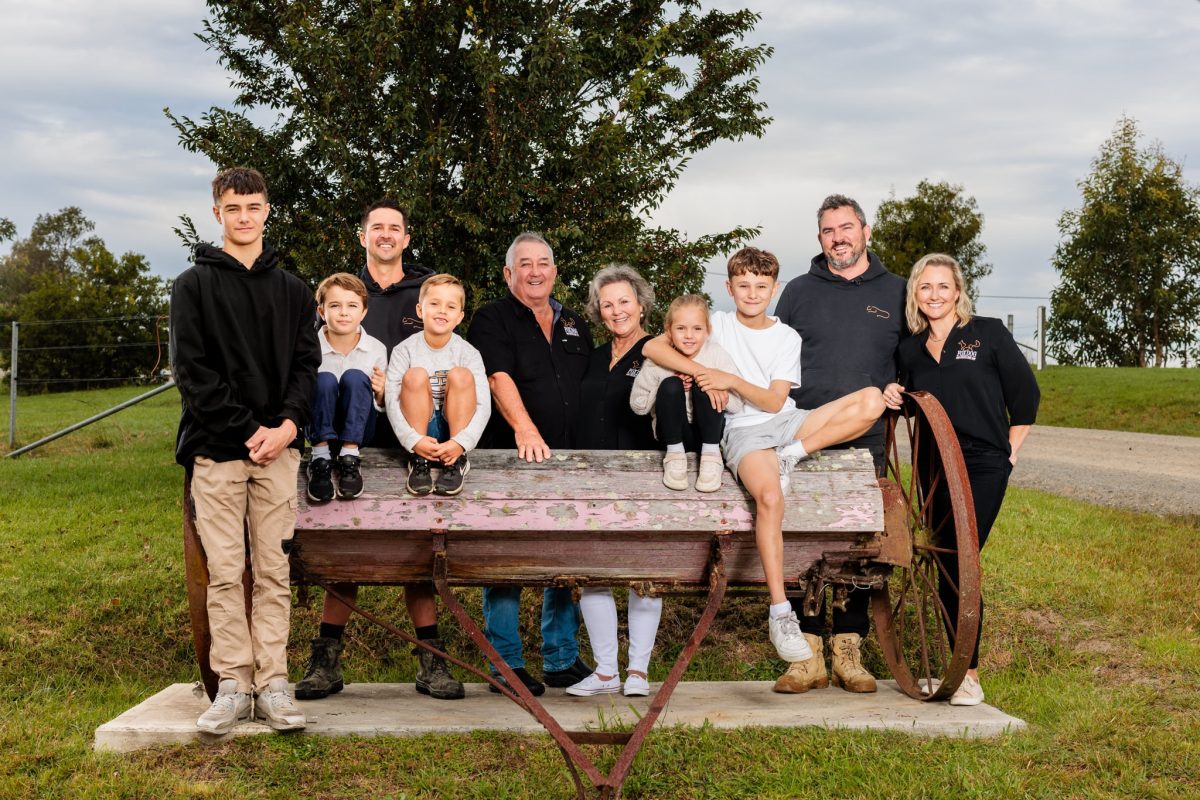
left=467, top=231, right=593, bottom=695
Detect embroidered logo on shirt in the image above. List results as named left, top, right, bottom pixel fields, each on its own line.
left=956, top=339, right=981, bottom=361
left=625, top=358, right=642, bottom=379
left=866, top=305, right=891, bottom=319
left=562, top=317, right=580, bottom=337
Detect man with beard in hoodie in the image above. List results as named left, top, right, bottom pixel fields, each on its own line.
left=295, top=200, right=466, bottom=703
left=172, top=167, right=320, bottom=734
left=771, top=194, right=907, bottom=696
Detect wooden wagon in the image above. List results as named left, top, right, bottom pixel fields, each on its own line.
left=182, top=393, right=980, bottom=799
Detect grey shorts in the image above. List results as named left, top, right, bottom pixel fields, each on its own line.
left=721, top=407, right=812, bottom=480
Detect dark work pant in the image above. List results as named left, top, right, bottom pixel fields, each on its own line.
left=794, top=445, right=885, bottom=638
left=655, top=376, right=725, bottom=453
left=932, top=442, right=1012, bottom=669
left=308, top=370, right=377, bottom=449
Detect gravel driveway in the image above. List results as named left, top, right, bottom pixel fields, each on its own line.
left=1008, top=426, right=1200, bottom=517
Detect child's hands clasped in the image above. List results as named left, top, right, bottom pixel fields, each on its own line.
left=413, top=435, right=465, bottom=465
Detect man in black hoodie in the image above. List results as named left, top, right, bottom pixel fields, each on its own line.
left=295, top=200, right=465, bottom=702
left=171, top=167, right=320, bottom=734
left=771, top=194, right=907, bottom=696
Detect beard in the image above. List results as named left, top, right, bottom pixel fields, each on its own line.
left=827, top=242, right=865, bottom=270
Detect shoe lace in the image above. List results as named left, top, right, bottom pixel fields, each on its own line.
left=777, top=612, right=801, bottom=637
left=263, top=688, right=299, bottom=712
left=837, top=638, right=864, bottom=668
left=413, top=459, right=431, bottom=476
left=207, top=691, right=239, bottom=714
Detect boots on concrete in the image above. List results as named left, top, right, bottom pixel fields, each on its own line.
left=295, top=636, right=345, bottom=699
left=772, top=633, right=829, bottom=693
left=831, top=632, right=877, bottom=693
left=414, top=638, right=465, bottom=700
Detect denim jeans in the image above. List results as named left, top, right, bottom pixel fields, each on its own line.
left=308, top=370, right=377, bottom=447
left=482, top=586, right=579, bottom=672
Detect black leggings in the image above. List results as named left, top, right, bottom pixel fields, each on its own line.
left=655, top=376, right=725, bottom=452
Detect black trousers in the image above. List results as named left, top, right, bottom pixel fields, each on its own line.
left=656, top=377, right=725, bottom=452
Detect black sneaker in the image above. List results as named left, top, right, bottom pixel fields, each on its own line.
left=406, top=456, right=434, bottom=496
left=487, top=666, right=545, bottom=697
left=543, top=657, right=594, bottom=688
left=336, top=454, right=364, bottom=499
left=306, top=457, right=334, bottom=503
left=435, top=456, right=470, bottom=496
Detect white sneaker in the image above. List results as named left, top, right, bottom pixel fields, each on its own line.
left=695, top=454, right=724, bottom=493
left=777, top=441, right=807, bottom=494
left=623, top=674, right=651, bottom=697
left=254, top=678, right=306, bottom=730
left=196, top=679, right=252, bottom=735
left=949, top=675, right=984, bottom=706
left=662, top=453, right=688, bottom=491
left=768, top=611, right=814, bottom=662
left=564, top=672, right=621, bottom=696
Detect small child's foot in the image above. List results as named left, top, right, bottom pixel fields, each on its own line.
left=407, top=456, right=434, bottom=496
left=662, top=452, right=688, bottom=490
left=306, top=457, right=334, bottom=503
left=695, top=453, right=724, bottom=492
left=435, top=455, right=470, bottom=496
left=336, top=454, right=364, bottom=499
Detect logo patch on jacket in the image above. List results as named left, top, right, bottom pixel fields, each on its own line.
left=865, top=305, right=891, bottom=319
left=562, top=317, right=580, bottom=337
left=626, top=358, right=642, bottom=379
left=956, top=339, right=981, bottom=361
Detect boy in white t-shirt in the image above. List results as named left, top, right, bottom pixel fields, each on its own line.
left=642, top=247, right=885, bottom=663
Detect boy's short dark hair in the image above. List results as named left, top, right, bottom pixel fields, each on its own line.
left=361, top=199, right=409, bottom=230
left=419, top=273, right=465, bottom=306
left=212, top=167, right=268, bottom=204
left=316, top=272, right=370, bottom=307
left=817, top=194, right=868, bottom=227
left=727, top=247, right=780, bottom=280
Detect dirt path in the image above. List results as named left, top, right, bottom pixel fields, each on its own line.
left=1008, top=426, right=1200, bottom=517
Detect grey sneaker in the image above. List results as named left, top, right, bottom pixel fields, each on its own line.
left=196, top=678, right=252, bottom=735
left=414, top=638, right=465, bottom=699
left=295, top=636, right=344, bottom=700
left=407, top=456, right=434, bottom=496
left=253, top=678, right=306, bottom=731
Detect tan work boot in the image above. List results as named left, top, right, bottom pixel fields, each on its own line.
left=772, top=633, right=828, bottom=693
left=831, top=632, right=877, bottom=693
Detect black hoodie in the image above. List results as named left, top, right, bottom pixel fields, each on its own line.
left=359, top=262, right=436, bottom=355
left=171, top=243, right=321, bottom=466
left=773, top=251, right=907, bottom=447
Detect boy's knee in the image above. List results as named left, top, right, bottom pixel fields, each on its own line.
left=315, top=371, right=339, bottom=394
left=339, top=368, right=371, bottom=390
left=402, top=367, right=429, bottom=390
left=446, top=366, right=474, bottom=391
left=755, top=484, right=784, bottom=511
left=858, top=387, right=886, bottom=419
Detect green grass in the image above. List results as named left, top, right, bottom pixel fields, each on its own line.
left=1034, top=366, right=1200, bottom=436
left=0, top=387, right=1198, bottom=798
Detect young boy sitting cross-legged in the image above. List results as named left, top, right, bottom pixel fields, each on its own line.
left=385, top=274, right=491, bottom=496
left=306, top=273, right=388, bottom=502
left=642, top=246, right=886, bottom=664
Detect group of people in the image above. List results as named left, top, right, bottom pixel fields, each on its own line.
left=172, top=167, right=1039, bottom=736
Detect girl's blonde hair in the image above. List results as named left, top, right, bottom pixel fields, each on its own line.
left=664, top=294, right=711, bottom=333
left=905, top=253, right=974, bottom=334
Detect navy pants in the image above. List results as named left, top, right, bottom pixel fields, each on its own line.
left=308, top=369, right=377, bottom=448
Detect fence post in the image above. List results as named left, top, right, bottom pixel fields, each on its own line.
left=1006, top=314, right=1014, bottom=334
left=8, top=321, right=16, bottom=449
left=1037, top=306, right=1046, bottom=371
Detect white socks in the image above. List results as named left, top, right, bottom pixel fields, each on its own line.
left=769, top=601, right=793, bottom=620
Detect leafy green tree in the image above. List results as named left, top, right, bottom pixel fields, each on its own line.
left=869, top=180, right=991, bottom=298
left=166, top=1, right=772, bottom=316
left=0, top=217, right=15, bottom=243
left=1049, top=116, right=1200, bottom=367
left=0, top=209, right=168, bottom=391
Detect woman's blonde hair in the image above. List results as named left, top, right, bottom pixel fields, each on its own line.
left=905, top=253, right=973, bottom=334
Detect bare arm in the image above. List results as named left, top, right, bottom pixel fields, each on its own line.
left=1008, top=424, right=1032, bottom=465
left=488, top=371, right=550, bottom=462
left=642, top=335, right=702, bottom=375
left=696, top=369, right=792, bottom=414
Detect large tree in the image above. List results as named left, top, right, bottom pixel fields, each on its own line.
left=1049, top=116, right=1200, bottom=367
left=0, top=209, right=169, bottom=391
left=167, top=1, right=772, bottom=316
left=869, top=179, right=991, bottom=298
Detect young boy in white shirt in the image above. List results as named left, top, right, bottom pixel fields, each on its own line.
left=642, top=247, right=886, bottom=663
left=385, top=274, right=491, bottom=496
left=307, top=273, right=388, bottom=502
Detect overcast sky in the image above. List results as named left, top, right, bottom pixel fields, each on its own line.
left=2, top=0, right=1198, bottom=341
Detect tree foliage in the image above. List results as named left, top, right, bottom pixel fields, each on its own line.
left=0, top=209, right=169, bottom=392
left=1049, top=116, right=1200, bottom=367
left=869, top=179, right=991, bottom=299
left=166, top=1, right=772, bottom=318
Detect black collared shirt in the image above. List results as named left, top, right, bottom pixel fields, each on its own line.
left=576, top=336, right=658, bottom=451
left=468, top=292, right=593, bottom=449
left=898, top=316, right=1040, bottom=455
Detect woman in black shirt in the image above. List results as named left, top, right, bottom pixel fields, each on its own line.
left=884, top=253, right=1039, bottom=707
left=569, top=264, right=663, bottom=698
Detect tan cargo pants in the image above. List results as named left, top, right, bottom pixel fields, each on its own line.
left=191, top=449, right=299, bottom=694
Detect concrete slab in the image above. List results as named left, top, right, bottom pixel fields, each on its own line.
left=95, top=680, right=1025, bottom=752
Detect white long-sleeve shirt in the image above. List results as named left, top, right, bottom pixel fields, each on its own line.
left=384, top=332, right=491, bottom=453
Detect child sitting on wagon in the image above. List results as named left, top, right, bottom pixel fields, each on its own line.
left=630, top=294, right=742, bottom=492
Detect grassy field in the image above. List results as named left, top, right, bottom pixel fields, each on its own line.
left=0, top=385, right=1197, bottom=798
left=1033, top=366, right=1199, bottom=436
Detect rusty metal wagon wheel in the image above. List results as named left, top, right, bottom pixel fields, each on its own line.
left=872, top=391, right=981, bottom=701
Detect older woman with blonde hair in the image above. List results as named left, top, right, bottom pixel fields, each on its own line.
left=883, top=253, right=1040, bottom=707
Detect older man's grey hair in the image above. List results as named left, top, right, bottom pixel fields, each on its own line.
left=505, top=231, right=554, bottom=268
left=585, top=263, right=655, bottom=326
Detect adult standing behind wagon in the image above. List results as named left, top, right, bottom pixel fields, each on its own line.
left=567, top=265, right=662, bottom=698
left=883, top=253, right=1039, bottom=707
left=467, top=232, right=594, bottom=696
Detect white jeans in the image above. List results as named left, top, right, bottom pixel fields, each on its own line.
left=578, top=587, right=663, bottom=676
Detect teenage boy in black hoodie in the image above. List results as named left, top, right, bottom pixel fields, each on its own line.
left=295, top=200, right=465, bottom=702
left=771, top=194, right=907, bottom=696
left=171, top=167, right=320, bottom=734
